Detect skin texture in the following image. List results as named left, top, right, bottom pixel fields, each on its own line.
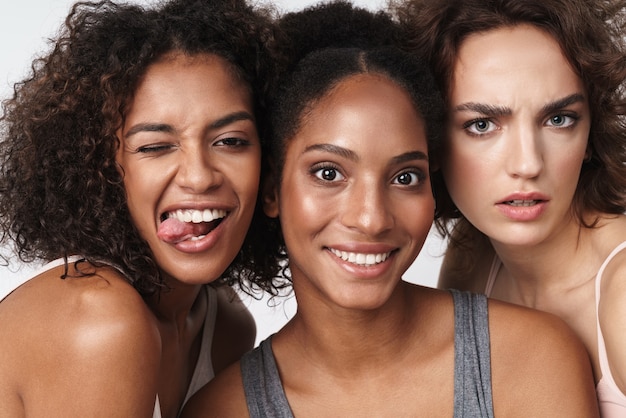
left=0, top=52, right=257, bottom=418
left=182, top=74, right=599, bottom=418
left=439, top=25, right=626, bottom=396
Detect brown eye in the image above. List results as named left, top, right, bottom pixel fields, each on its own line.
left=312, top=164, right=344, bottom=182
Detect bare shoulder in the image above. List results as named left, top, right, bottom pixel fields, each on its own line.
left=0, top=262, right=161, bottom=417
left=597, top=236, right=626, bottom=394
left=212, top=285, right=256, bottom=374
left=181, top=360, right=248, bottom=418
left=488, top=300, right=599, bottom=417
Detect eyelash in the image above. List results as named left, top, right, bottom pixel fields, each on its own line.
left=463, top=118, right=496, bottom=136
left=136, top=143, right=174, bottom=154
left=215, top=137, right=250, bottom=147
left=310, top=163, right=344, bottom=183
left=134, top=136, right=250, bottom=154
left=392, top=170, right=426, bottom=187
left=309, top=163, right=426, bottom=188
left=462, top=112, right=581, bottom=137
left=545, top=113, right=579, bottom=128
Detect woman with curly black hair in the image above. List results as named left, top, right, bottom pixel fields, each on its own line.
left=392, top=0, right=626, bottom=415
left=0, top=0, right=284, bottom=416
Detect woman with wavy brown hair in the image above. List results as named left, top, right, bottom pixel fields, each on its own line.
left=393, top=0, right=626, bottom=415
left=0, top=0, right=284, bottom=416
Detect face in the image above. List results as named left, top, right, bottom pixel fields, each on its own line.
left=116, top=52, right=261, bottom=285
left=266, top=74, right=434, bottom=311
left=444, top=25, right=590, bottom=249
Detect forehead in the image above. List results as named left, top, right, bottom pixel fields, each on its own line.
left=292, top=73, right=428, bottom=152
left=450, top=25, right=585, bottom=104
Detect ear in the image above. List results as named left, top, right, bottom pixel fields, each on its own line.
left=262, top=162, right=280, bottom=218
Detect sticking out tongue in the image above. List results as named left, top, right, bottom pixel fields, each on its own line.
left=157, top=217, right=213, bottom=244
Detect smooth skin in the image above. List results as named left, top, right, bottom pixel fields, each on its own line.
left=0, top=52, right=257, bottom=418
left=183, top=74, right=598, bottom=417
left=439, top=25, right=626, bottom=395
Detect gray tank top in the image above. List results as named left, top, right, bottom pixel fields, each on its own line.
left=241, top=289, right=494, bottom=417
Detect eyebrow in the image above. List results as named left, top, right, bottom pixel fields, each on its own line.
left=303, top=143, right=359, bottom=161
left=391, top=151, right=429, bottom=164
left=303, top=143, right=428, bottom=163
left=453, top=93, right=586, bottom=117
left=453, top=102, right=511, bottom=117
left=540, top=93, right=586, bottom=115
left=124, top=111, right=255, bottom=138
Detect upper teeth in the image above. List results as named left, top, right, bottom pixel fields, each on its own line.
left=329, top=248, right=391, bottom=266
left=508, top=200, right=538, bottom=206
left=167, top=209, right=227, bottom=223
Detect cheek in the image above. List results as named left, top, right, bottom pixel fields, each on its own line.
left=441, top=145, right=481, bottom=195
left=407, top=196, right=435, bottom=238
left=234, top=158, right=262, bottom=212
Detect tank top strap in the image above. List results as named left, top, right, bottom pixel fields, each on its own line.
left=595, top=242, right=626, bottom=407
left=182, top=285, right=218, bottom=406
left=241, top=337, right=294, bottom=418
left=450, top=289, right=495, bottom=418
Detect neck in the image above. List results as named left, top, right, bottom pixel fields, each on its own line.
left=147, top=276, right=205, bottom=330
left=491, top=217, right=597, bottom=307
left=281, top=282, right=423, bottom=374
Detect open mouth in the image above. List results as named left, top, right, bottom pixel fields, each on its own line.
left=158, top=209, right=227, bottom=243
left=504, top=199, right=542, bottom=207
left=328, top=248, right=392, bottom=267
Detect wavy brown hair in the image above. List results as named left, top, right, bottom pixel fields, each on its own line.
left=0, top=0, right=286, bottom=296
left=392, top=0, right=626, bottom=250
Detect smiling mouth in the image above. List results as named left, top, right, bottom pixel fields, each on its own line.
left=328, top=248, right=392, bottom=266
left=158, top=209, right=227, bottom=243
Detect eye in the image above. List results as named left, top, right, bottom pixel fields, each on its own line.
left=393, top=171, right=423, bottom=186
left=214, top=137, right=250, bottom=147
left=312, top=165, right=345, bottom=182
left=464, top=118, right=497, bottom=136
left=546, top=113, right=577, bottom=128
left=135, top=143, right=175, bottom=154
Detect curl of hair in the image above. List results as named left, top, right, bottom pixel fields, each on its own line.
left=391, top=0, right=626, bottom=244
left=0, top=0, right=285, bottom=296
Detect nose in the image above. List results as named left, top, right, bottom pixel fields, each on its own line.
left=341, top=178, right=394, bottom=236
left=505, top=123, right=543, bottom=179
left=175, top=147, right=222, bottom=193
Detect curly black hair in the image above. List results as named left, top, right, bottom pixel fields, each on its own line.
left=259, top=1, right=445, bottom=286
left=0, top=0, right=285, bottom=296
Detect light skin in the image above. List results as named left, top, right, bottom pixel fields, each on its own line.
left=182, top=73, right=599, bottom=417
left=0, top=52, right=257, bottom=418
left=439, top=25, right=626, bottom=393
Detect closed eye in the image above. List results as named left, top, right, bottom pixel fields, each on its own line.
left=135, top=143, right=175, bottom=154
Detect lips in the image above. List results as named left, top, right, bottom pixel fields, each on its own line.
left=504, top=199, right=542, bottom=206
left=157, top=208, right=227, bottom=244
left=328, top=248, right=392, bottom=266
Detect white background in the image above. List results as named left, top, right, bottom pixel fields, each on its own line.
left=0, top=0, right=445, bottom=345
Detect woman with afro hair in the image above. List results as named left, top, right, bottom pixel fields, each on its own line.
left=0, top=0, right=284, bottom=416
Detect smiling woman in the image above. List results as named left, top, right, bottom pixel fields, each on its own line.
left=0, top=0, right=284, bottom=417
left=116, top=52, right=262, bottom=285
